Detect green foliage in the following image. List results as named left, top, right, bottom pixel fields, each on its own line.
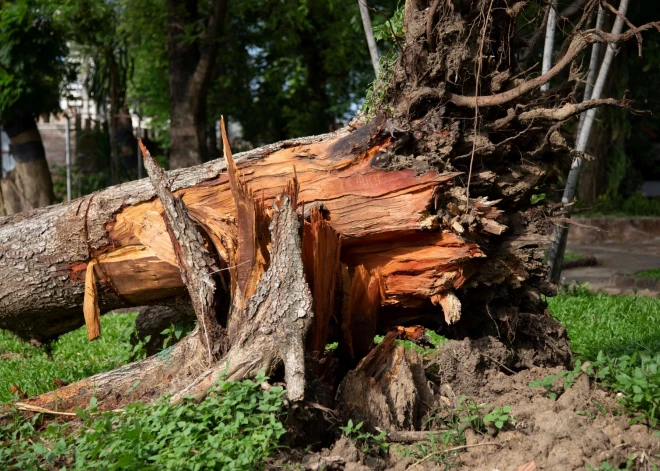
left=0, top=410, right=73, bottom=470
left=219, top=0, right=398, bottom=144
left=453, top=396, right=487, bottom=433
left=548, top=288, right=660, bottom=428
left=160, top=322, right=193, bottom=350
left=54, top=0, right=132, bottom=109
left=1, top=373, right=286, bottom=470
left=577, top=194, right=660, bottom=218
left=588, top=456, right=639, bottom=471
left=339, top=419, right=389, bottom=455
left=547, top=287, right=660, bottom=359
left=363, top=2, right=404, bottom=116
left=124, top=0, right=170, bottom=149
left=373, top=329, right=448, bottom=354
left=483, top=406, right=517, bottom=430
left=529, top=360, right=584, bottom=401
left=0, top=0, right=73, bottom=119
left=0, top=313, right=140, bottom=404
left=530, top=193, right=546, bottom=205
left=637, top=268, right=660, bottom=280
left=587, top=351, right=660, bottom=427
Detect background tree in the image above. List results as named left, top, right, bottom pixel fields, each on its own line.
left=166, top=0, right=228, bottom=169
left=578, top=1, right=660, bottom=206
left=0, top=0, right=72, bottom=214
left=213, top=0, right=398, bottom=145
left=56, top=0, right=136, bottom=185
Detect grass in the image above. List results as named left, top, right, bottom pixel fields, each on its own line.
left=0, top=313, right=142, bottom=404
left=563, top=250, right=584, bottom=262
left=547, top=287, right=660, bottom=359
left=0, top=315, right=286, bottom=471
left=548, top=287, right=660, bottom=427
left=637, top=268, right=660, bottom=280
left=576, top=194, right=660, bottom=218
left=3, top=287, right=660, bottom=467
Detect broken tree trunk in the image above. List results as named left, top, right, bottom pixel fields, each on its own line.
left=3, top=1, right=657, bottom=414
left=0, top=116, right=483, bottom=342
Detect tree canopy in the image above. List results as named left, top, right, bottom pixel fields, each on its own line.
left=0, top=0, right=73, bottom=122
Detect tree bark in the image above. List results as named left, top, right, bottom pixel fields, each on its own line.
left=0, top=115, right=54, bottom=215
left=167, top=0, right=228, bottom=169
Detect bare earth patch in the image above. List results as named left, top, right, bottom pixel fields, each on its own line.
left=282, top=338, right=660, bottom=471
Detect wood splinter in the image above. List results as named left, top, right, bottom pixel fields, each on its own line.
left=83, top=259, right=101, bottom=341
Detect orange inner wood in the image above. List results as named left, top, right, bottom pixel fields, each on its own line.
left=94, top=134, right=485, bottom=307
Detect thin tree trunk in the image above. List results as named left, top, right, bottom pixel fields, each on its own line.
left=577, top=5, right=607, bottom=138
left=0, top=114, right=54, bottom=215
left=541, top=1, right=557, bottom=92
left=109, top=53, right=121, bottom=185
left=547, top=0, right=630, bottom=282
left=358, top=0, right=380, bottom=77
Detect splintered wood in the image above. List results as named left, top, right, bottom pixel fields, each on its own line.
left=83, top=260, right=101, bottom=341
left=99, top=116, right=487, bottom=316
left=303, top=206, right=342, bottom=354
left=140, top=140, right=222, bottom=360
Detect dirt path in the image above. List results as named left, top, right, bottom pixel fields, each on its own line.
left=562, top=242, right=660, bottom=297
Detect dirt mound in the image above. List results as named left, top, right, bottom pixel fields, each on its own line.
left=459, top=371, right=660, bottom=470
left=288, top=338, right=660, bottom=471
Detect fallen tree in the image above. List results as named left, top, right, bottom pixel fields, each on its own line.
left=1, top=0, right=657, bottom=418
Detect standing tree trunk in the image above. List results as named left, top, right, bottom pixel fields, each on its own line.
left=167, top=0, right=228, bottom=169
left=0, top=114, right=54, bottom=215
left=1, top=0, right=657, bottom=414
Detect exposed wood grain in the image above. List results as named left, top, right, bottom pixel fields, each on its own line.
left=0, top=117, right=487, bottom=342
left=303, top=206, right=342, bottom=354
left=82, top=259, right=101, bottom=341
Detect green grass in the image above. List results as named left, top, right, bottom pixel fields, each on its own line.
left=548, top=288, right=660, bottom=427
left=0, top=314, right=286, bottom=471
left=547, top=287, right=660, bottom=360
left=636, top=268, right=660, bottom=280
left=563, top=250, right=584, bottom=262
left=4, top=288, right=660, bottom=467
left=0, top=313, right=140, bottom=404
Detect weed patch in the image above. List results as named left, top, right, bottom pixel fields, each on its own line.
left=0, top=373, right=286, bottom=471
left=637, top=268, right=660, bottom=280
